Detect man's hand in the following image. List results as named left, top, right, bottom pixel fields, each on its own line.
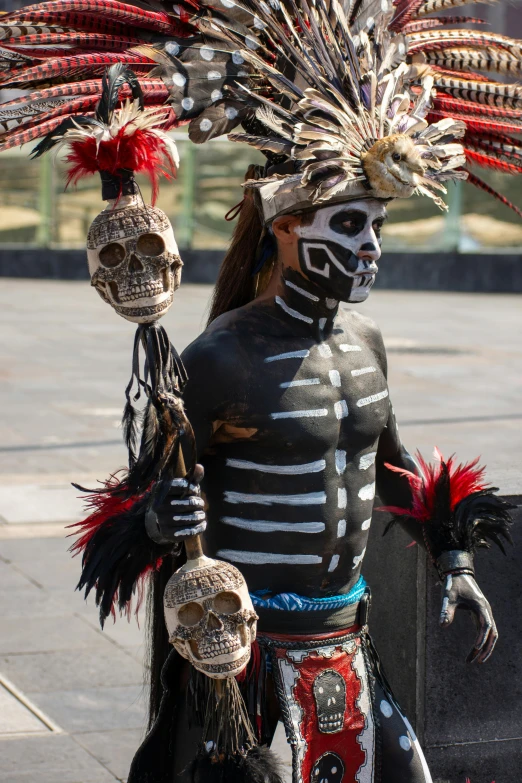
left=146, top=464, right=207, bottom=544
left=439, top=573, right=498, bottom=664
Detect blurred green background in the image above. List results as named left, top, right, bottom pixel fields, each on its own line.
left=1, top=133, right=522, bottom=254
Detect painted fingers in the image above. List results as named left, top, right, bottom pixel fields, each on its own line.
left=440, top=573, right=498, bottom=664
left=148, top=464, right=207, bottom=543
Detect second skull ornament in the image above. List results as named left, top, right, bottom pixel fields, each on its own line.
left=86, top=195, right=182, bottom=324
left=164, top=555, right=258, bottom=679
left=313, top=670, right=346, bottom=733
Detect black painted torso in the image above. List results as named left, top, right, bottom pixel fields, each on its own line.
left=181, top=273, right=412, bottom=597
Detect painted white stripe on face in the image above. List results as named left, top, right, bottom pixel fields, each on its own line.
left=359, top=483, right=376, bottom=501
left=335, top=449, right=347, bottom=475
left=337, top=519, right=347, bottom=537
left=359, top=452, right=376, bottom=470
left=217, top=550, right=322, bottom=565
left=356, top=390, right=389, bottom=407
left=338, top=488, right=347, bottom=509
left=265, top=350, right=310, bottom=363
left=353, top=645, right=375, bottom=782
left=318, top=343, right=333, bottom=358
left=328, top=554, right=340, bottom=572
left=361, top=518, right=372, bottom=530
left=334, top=400, right=349, bottom=419
left=222, top=517, right=325, bottom=534
left=285, top=278, right=320, bottom=301
left=226, top=458, right=326, bottom=474
left=271, top=409, right=328, bottom=419
left=353, top=547, right=366, bottom=569
left=224, top=491, right=327, bottom=506
left=351, top=366, right=376, bottom=377
left=340, top=344, right=362, bottom=352
left=275, top=295, right=313, bottom=324
left=326, top=298, right=338, bottom=309
left=280, top=378, right=320, bottom=388
left=329, top=369, right=341, bottom=387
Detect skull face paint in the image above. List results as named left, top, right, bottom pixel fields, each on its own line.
left=86, top=196, right=182, bottom=324
left=164, top=555, right=258, bottom=679
left=294, top=199, right=387, bottom=303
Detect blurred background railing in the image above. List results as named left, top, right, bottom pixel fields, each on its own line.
left=2, top=135, right=522, bottom=253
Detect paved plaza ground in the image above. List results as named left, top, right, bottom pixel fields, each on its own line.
left=0, top=279, right=520, bottom=782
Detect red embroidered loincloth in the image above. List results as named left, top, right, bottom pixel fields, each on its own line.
left=260, top=626, right=376, bottom=783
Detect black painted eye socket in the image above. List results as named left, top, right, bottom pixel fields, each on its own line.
left=136, top=233, right=165, bottom=257
left=392, top=152, right=402, bottom=162
left=329, top=210, right=367, bottom=237
left=99, top=242, right=126, bottom=268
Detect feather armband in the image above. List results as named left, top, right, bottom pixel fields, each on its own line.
left=380, top=449, right=514, bottom=570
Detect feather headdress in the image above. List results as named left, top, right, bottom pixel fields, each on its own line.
left=0, top=0, right=522, bottom=216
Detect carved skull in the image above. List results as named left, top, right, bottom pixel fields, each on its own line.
left=164, top=555, right=258, bottom=679
left=311, top=752, right=345, bottom=783
left=313, top=670, right=346, bottom=733
left=86, top=195, right=182, bottom=324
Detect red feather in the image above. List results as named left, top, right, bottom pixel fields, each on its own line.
left=6, top=33, right=142, bottom=50
left=428, top=109, right=522, bottom=137
left=0, top=114, right=92, bottom=151
left=64, top=122, right=177, bottom=203
left=0, top=78, right=167, bottom=109
left=379, top=449, right=487, bottom=523
left=465, top=148, right=522, bottom=175
left=0, top=52, right=156, bottom=88
left=5, top=0, right=187, bottom=35
left=433, top=94, right=522, bottom=120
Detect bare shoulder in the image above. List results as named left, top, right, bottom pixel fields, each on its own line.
left=181, top=304, right=257, bottom=378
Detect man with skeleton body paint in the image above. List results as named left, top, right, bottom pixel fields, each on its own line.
left=132, top=192, right=504, bottom=783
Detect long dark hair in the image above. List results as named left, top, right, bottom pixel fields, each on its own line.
left=207, top=166, right=265, bottom=326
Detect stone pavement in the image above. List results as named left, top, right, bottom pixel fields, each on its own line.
left=0, top=279, right=520, bottom=782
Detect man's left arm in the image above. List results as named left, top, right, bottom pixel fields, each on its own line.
left=370, top=323, right=513, bottom=664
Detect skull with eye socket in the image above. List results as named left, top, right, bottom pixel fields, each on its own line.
left=164, top=555, right=258, bottom=679
left=86, top=196, right=182, bottom=324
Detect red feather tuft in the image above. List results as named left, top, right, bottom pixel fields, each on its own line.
left=64, top=123, right=177, bottom=203
left=69, top=487, right=137, bottom=555
left=465, top=148, right=522, bottom=175
left=379, top=449, right=487, bottom=522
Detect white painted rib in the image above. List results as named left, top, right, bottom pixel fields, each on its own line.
left=318, top=344, right=333, bottom=358
left=226, top=458, right=326, bottom=475
left=270, top=409, right=328, bottom=419
left=280, top=378, right=320, bottom=388
left=224, top=491, right=327, bottom=506
left=335, top=449, right=347, bottom=475
left=328, top=554, right=340, bottom=572
left=337, top=519, right=347, bottom=537
left=340, top=344, right=362, bottom=352
left=353, top=547, right=366, bottom=569
left=329, top=369, right=341, bottom=387
left=265, top=350, right=310, bottom=363
left=217, top=550, right=322, bottom=565
left=334, top=400, right=349, bottom=419
left=358, top=483, right=376, bottom=501
left=338, top=488, right=347, bottom=509
left=275, top=296, right=313, bottom=324
left=361, top=518, right=372, bottom=531
left=356, top=390, right=389, bottom=407
left=222, top=517, right=325, bottom=534
left=359, top=452, right=376, bottom=471
left=351, top=366, right=376, bottom=377
left=285, top=279, right=319, bottom=301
